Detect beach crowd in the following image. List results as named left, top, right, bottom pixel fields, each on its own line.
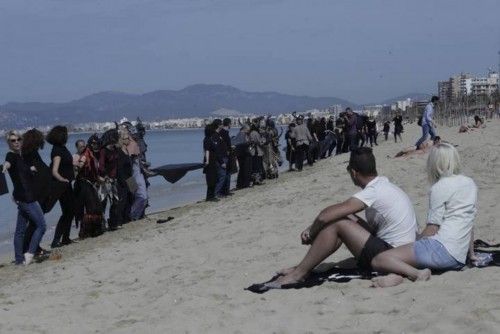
left=3, top=121, right=150, bottom=265
left=2, top=96, right=489, bottom=289
left=202, top=107, right=408, bottom=201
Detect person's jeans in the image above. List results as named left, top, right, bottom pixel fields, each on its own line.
left=415, top=124, right=436, bottom=148
left=215, top=159, right=227, bottom=197
left=15, top=201, right=46, bottom=264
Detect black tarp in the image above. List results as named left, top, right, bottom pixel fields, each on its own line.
left=151, top=163, right=204, bottom=184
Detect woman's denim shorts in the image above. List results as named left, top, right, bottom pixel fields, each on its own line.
left=414, top=238, right=464, bottom=270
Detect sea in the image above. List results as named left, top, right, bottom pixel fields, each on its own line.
left=0, top=128, right=287, bottom=256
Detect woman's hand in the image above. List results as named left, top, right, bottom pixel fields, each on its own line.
left=2, top=161, right=10, bottom=173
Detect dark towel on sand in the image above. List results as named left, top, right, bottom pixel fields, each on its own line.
left=245, top=267, right=378, bottom=294
left=151, top=163, right=204, bottom=184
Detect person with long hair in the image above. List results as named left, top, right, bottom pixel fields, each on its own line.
left=371, top=143, right=477, bottom=287
left=21, top=129, right=51, bottom=255
left=2, top=131, right=47, bottom=265
left=98, top=129, right=129, bottom=230
left=74, top=134, right=104, bottom=238
left=46, top=125, right=75, bottom=248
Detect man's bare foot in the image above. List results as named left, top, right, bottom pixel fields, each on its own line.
left=276, top=266, right=296, bottom=276
left=415, top=268, right=431, bottom=281
left=271, top=270, right=307, bottom=287
left=371, top=274, right=405, bottom=288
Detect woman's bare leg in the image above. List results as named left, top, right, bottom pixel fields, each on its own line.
left=370, top=244, right=431, bottom=287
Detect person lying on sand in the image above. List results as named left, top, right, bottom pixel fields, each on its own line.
left=394, top=136, right=441, bottom=158
left=458, top=125, right=474, bottom=133
left=270, top=147, right=418, bottom=288
left=371, top=143, right=477, bottom=287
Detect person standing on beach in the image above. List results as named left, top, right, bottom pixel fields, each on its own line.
left=285, top=123, right=296, bottom=171
left=383, top=121, right=390, bottom=141
left=203, top=124, right=219, bottom=201
left=233, top=124, right=252, bottom=189
left=346, top=108, right=358, bottom=151
left=269, top=147, right=417, bottom=288
left=47, top=126, right=76, bottom=248
left=220, top=118, right=234, bottom=196
left=211, top=119, right=230, bottom=196
left=290, top=115, right=313, bottom=172
left=249, top=121, right=265, bottom=184
left=2, top=130, right=47, bottom=265
left=393, top=111, right=403, bottom=143
left=415, top=96, right=439, bottom=148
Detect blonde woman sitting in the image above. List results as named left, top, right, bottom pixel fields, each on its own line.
left=372, top=143, right=477, bottom=287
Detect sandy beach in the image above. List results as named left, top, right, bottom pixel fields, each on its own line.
left=0, top=119, right=499, bottom=333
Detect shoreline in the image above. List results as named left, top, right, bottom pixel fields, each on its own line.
left=0, top=120, right=499, bottom=333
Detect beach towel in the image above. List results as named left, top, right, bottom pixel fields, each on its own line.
left=245, top=267, right=378, bottom=294
left=151, top=163, right=204, bottom=184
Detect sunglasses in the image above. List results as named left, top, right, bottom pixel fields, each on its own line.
left=9, top=138, right=22, bottom=143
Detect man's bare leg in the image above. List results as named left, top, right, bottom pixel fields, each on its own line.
left=274, top=219, right=371, bottom=285
left=277, top=239, right=343, bottom=276
left=370, top=244, right=431, bottom=287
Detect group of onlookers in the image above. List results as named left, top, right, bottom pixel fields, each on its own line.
left=3, top=121, right=150, bottom=265
left=203, top=117, right=282, bottom=201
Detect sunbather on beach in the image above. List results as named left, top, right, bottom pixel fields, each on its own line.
left=371, top=143, right=477, bottom=287
left=394, top=136, right=441, bottom=158
left=272, top=147, right=418, bottom=287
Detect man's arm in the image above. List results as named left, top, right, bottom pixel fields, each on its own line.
left=308, top=197, right=366, bottom=241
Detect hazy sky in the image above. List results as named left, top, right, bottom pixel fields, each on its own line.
left=1, top=0, right=499, bottom=104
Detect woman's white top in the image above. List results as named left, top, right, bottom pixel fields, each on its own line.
left=428, top=175, right=477, bottom=263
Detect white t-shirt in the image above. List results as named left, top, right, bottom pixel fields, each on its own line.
left=428, top=175, right=477, bottom=264
left=353, top=176, right=417, bottom=247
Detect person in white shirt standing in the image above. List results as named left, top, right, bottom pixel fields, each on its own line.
left=371, top=142, right=477, bottom=287
left=268, top=147, right=417, bottom=288
left=415, top=96, right=439, bottom=149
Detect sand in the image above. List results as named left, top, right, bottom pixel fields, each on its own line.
left=0, top=119, right=499, bottom=333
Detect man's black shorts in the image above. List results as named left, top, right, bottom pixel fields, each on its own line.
left=357, top=235, right=393, bottom=271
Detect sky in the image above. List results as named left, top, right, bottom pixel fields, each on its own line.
left=1, top=0, right=499, bottom=105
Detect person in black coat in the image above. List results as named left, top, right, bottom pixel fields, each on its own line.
left=47, top=126, right=76, bottom=248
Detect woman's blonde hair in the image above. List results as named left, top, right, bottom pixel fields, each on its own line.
left=4, top=130, right=21, bottom=142
left=427, top=142, right=461, bottom=184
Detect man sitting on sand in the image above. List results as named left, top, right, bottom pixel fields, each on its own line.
left=394, top=136, right=441, bottom=158
left=270, top=147, right=417, bottom=288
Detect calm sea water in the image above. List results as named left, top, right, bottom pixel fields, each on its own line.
left=0, top=128, right=286, bottom=255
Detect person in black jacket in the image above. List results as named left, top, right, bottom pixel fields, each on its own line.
left=219, top=118, right=234, bottom=196
left=3, top=130, right=47, bottom=265
left=21, top=129, right=51, bottom=255
left=47, top=126, right=76, bottom=248
left=203, top=124, right=219, bottom=201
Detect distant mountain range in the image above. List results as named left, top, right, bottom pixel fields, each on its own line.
left=0, top=84, right=429, bottom=129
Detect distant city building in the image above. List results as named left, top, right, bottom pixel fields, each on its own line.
left=438, top=70, right=498, bottom=102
